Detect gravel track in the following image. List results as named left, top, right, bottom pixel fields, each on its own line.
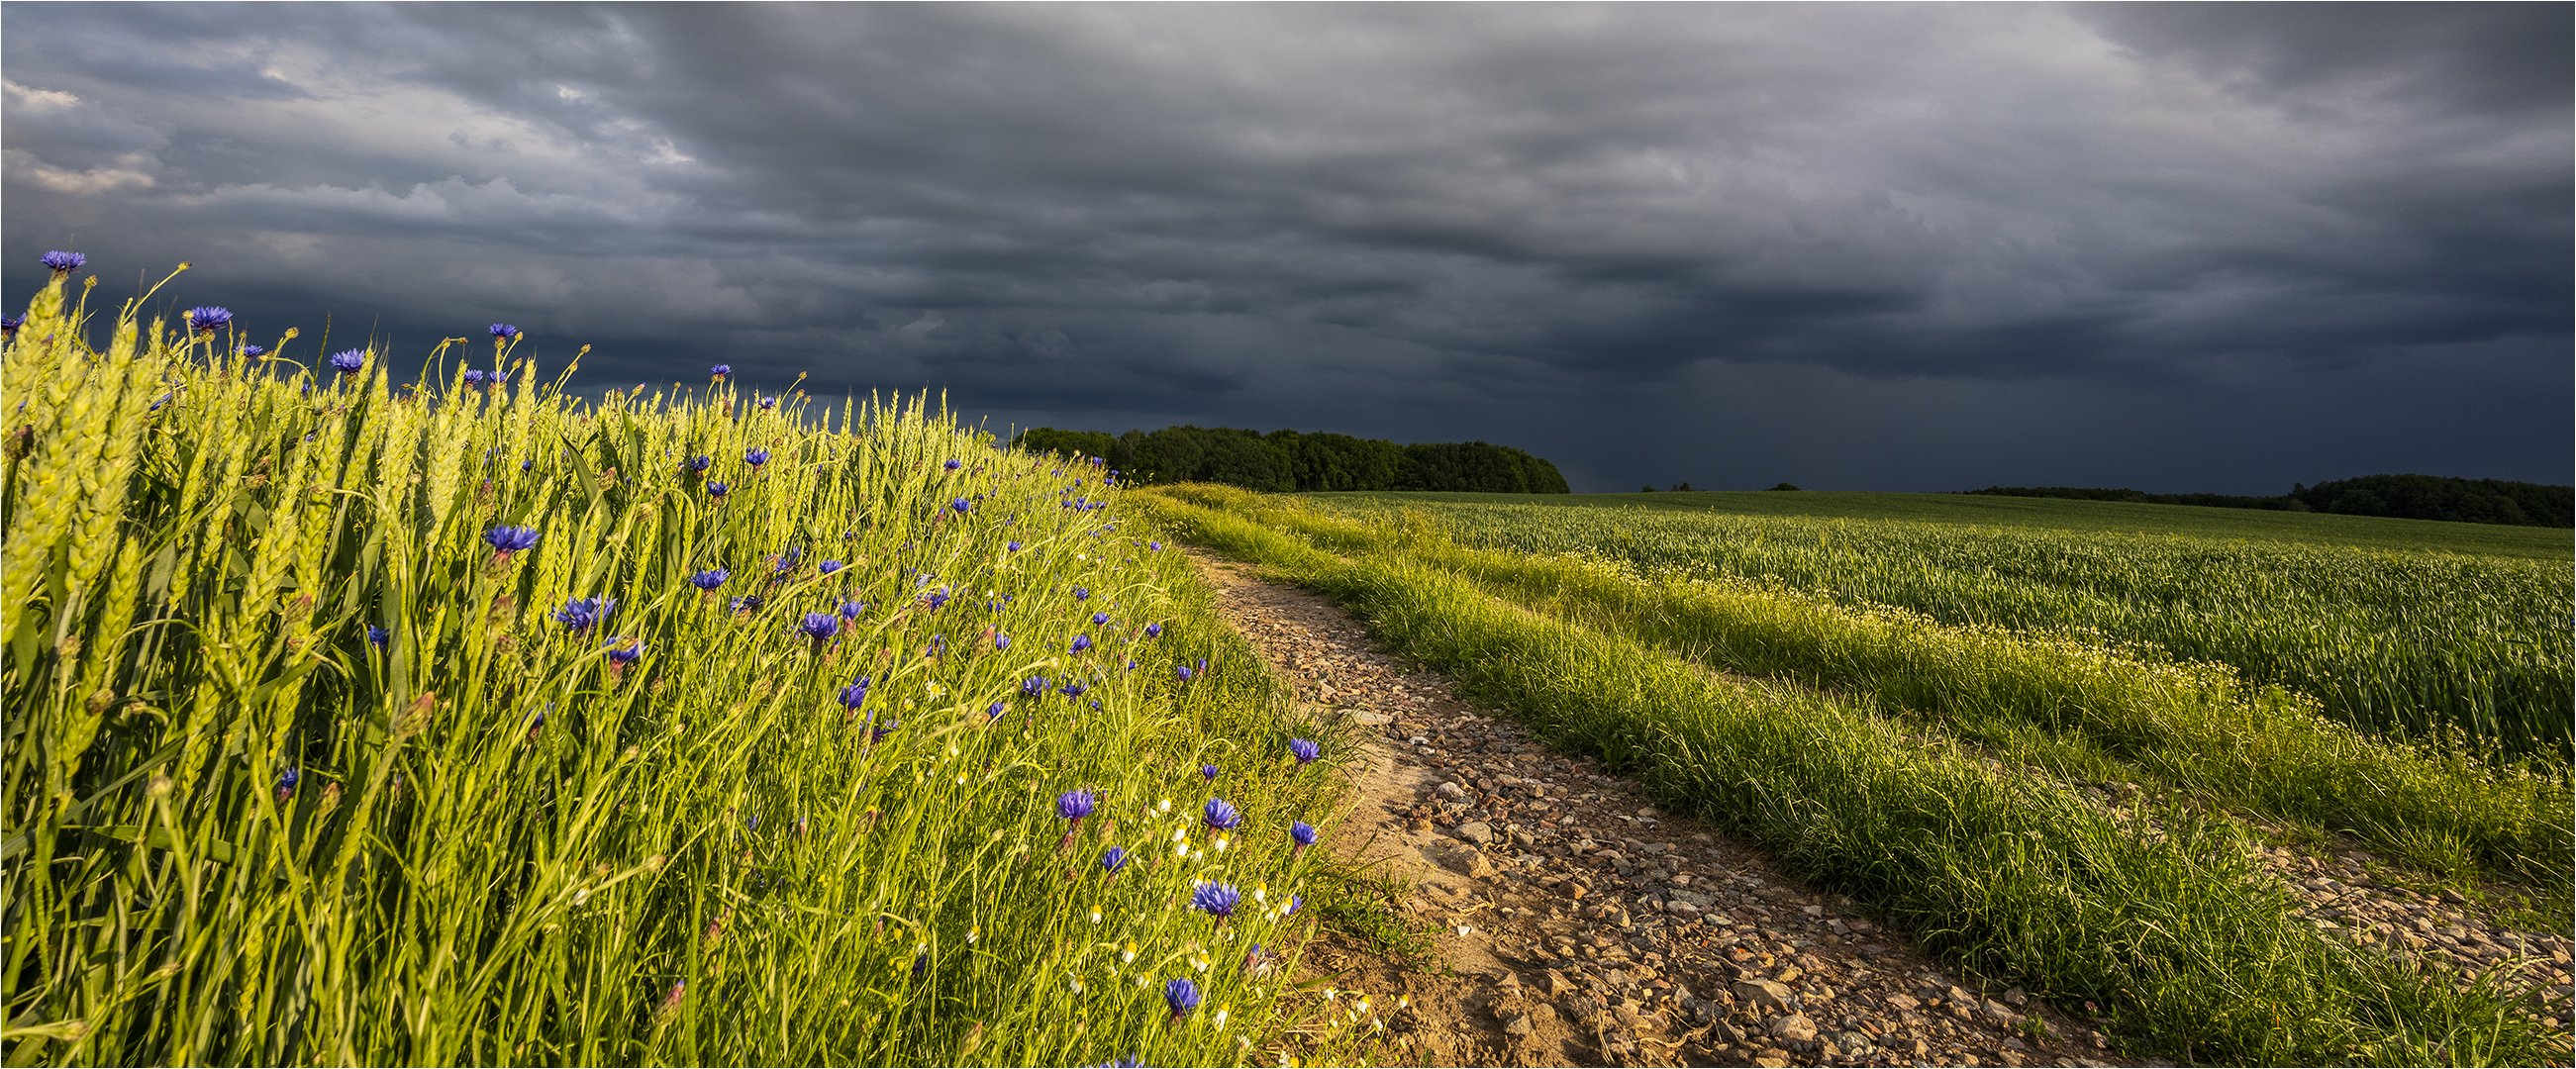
left=1194, top=556, right=2122, bottom=1067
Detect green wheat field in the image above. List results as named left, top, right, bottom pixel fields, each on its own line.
left=5, top=267, right=2569, bottom=1066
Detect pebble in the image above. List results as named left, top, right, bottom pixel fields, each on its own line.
left=1195, top=556, right=2136, bottom=1067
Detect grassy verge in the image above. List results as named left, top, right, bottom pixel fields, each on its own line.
left=1159, top=486, right=2570, bottom=888
left=1, top=276, right=1369, bottom=1066
left=1132, top=487, right=2565, bottom=1066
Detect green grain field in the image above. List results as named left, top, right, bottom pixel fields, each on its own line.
left=1316, top=491, right=2574, bottom=758
left=1130, top=483, right=2572, bottom=1067
left=0, top=274, right=1370, bottom=1066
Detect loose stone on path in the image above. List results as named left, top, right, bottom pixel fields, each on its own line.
left=1192, top=554, right=2120, bottom=1068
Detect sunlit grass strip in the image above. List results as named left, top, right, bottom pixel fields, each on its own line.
left=1133, top=489, right=2565, bottom=1066
left=1156, top=487, right=2572, bottom=888
left=1312, top=493, right=2574, bottom=757
left=0, top=274, right=1365, bottom=1067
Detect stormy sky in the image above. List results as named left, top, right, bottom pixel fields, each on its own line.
left=5, top=3, right=2568, bottom=493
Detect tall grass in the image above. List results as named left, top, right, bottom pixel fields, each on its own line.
left=1161, top=487, right=2571, bottom=887
left=1314, top=495, right=2574, bottom=757
left=1, top=275, right=1363, bottom=1065
left=1134, top=488, right=2565, bottom=1066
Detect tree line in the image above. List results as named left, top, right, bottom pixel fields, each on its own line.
left=1014, top=426, right=1570, bottom=494
left=1964, top=474, right=2572, bottom=528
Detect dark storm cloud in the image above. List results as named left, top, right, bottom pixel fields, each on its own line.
left=4, top=2, right=2566, bottom=491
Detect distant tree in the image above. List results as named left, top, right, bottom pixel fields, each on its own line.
left=1641, top=485, right=1657, bottom=493
left=1672, top=482, right=1693, bottom=492
left=1015, top=428, right=1116, bottom=461
left=1012, top=425, right=1567, bottom=495
left=1768, top=482, right=1801, bottom=491
left=1961, top=475, right=2569, bottom=528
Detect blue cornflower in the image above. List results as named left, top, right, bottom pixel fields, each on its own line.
left=994, top=632, right=1011, bottom=651
left=1069, top=634, right=1091, bottom=654
left=187, top=306, right=233, bottom=334
left=1073, top=587, right=1090, bottom=601
left=275, top=766, right=300, bottom=804
left=757, top=395, right=777, bottom=411
left=710, top=363, right=731, bottom=379
left=1291, top=822, right=1317, bottom=851
left=241, top=342, right=266, bottom=357
left=1284, top=894, right=1303, bottom=917
left=1176, top=665, right=1193, bottom=683
left=329, top=348, right=366, bottom=376
left=839, top=600, right=867, bottom=621
left=1200, top=763, right=1219, bottom=781
left=745, top=447, right=770, bottom=467
left=367, top=625, right=390, bottom=647
left=1007, top=540, right=1023, bottom=552
left=950, top=498, right=970, bottom=514
left=730, top=594, right=764, bottom=613
left=690, top=568, right=731, bottom=591
left=484, top=525, right=542, bottom=557
left=944, top=458, right=962, bottom=471
left=1149, top=540, right=1163, bottom=551
left=925, top=633, right=947, bottom=658
left=1056, top=790, right=1096, bottom=824
left=1144, top=623, right=1163, bottom=638
left=1164, top=978, right=1200, bottom=1020
left=684, top=454, right=711, bottom=473
left=986, top=700, right=1007, bottom=722
left=870, top=716, right=899, bottom=743
left=1022, top=676, right=1049, bottom=697
left=1202, top=798, right=1241, bottom=831
left=553, top=596, right=616, bottom=633
left=839, top=677, right=871, bottom=711
left=1059, top=681, right=1087, bottom=699
left=800, top=613, right=840, bottom=642
left=0, top=316, right=20, bottom=338
left=1091, top=612, right=1110, bottom=627
left=1288, top=738, right=1321, bottom=765
left=923, top=588, right=950, bottom=612
left=463, top=369, right=488, bottom=386
left=41, top=250, right=84, bottom=273
left=1191, top=881, right=1241, bottom=923
left=1101, top=845, right=1129, bottom=874
left=489, top=323, right=520, bottom=340
left=818, top=559, right=842, bottom=575
left=706, top=481, right=729, bottom=500
left=607, top=638, right=644, bottom=667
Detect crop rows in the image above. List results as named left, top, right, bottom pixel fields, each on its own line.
left=1314, top=495, right=2574, bottom=758
left=1132, top=485, right=2568, bottom=1066
left=1157, top=487, right=2570, bottom=888
left=2, top=273, right=1366, bottom=1066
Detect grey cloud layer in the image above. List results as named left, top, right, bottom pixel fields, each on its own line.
left=5, top=3, right=2566, bottom=491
